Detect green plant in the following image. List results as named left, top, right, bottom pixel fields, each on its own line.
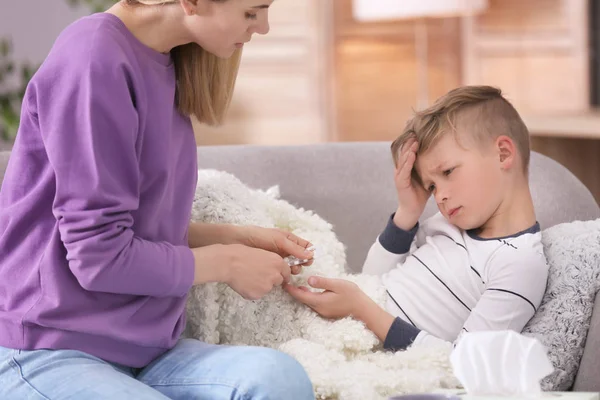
left=0, top=0, right=119, bottom=144
left=0, top=39, right=36, bottom=142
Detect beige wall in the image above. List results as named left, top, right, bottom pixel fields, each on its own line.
left=194, top=0, right=332, bottom=146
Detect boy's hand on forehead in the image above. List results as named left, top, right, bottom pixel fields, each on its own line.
left=393, top=137, right=430, bottom=230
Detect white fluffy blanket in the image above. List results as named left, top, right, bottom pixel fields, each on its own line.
left=185, top=170, right=460, bottom=400
left=184, top=169, right=600, bottom=399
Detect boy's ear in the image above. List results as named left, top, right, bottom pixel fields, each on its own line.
left=495, top=135, right=516, bottom=170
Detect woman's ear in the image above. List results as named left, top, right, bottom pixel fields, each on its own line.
left=180, top=0, right=202, bottom=16
left=495, top=135, right=516, bottom=170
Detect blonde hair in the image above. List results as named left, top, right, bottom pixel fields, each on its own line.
left=391, top=85, right=531, bottom=177
left=124, top=0, right=242, bottom=126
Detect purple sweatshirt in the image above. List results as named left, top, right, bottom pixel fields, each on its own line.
left=0, top=13, right=198, bottom=367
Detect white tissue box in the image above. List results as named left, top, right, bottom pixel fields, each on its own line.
left=434, top=389, right=599, bottom=400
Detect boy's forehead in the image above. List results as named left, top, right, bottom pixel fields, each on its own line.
left=415, top=154, right=447, bottom=175
left=415, top=135, right=460, bottom=173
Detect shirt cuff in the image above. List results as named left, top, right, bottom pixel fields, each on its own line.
left=383, top=317, right=421, bottom=351
left=169, top=245, right=196, bottom=297
left=378, top=213, right=418, bottom=254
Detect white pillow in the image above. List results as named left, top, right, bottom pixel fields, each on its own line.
left=522, top=218, right=600, bottom=390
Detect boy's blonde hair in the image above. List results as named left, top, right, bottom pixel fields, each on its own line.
left=124, top=0, right=241, bottom=126
left=391, top=86, right=531, bottom=178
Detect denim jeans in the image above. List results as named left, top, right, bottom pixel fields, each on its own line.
left=0, top=339, right=314, bottom=399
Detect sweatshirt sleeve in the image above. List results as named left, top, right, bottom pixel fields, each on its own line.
left=32, top=40, right=194, bottom=298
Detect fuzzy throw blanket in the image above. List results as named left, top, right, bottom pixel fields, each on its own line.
left=184, top=169, right=600, bottom=399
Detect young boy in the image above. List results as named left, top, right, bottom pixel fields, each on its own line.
left=285, top=85, right=549, bottom=350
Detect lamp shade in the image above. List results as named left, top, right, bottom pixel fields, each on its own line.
left=352, top=0, right=488, bottom=22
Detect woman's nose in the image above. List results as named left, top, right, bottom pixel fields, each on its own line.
left=252, top=17, right=270, bottom=35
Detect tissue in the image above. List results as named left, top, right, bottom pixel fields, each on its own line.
left=450, top=330, right=554, bottom=397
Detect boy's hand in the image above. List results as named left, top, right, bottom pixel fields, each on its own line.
left=286, top=276, right=398, bottom=344
left=284, top=276, right=367, bottom=319
left=393, top=137, right=430, bottom=230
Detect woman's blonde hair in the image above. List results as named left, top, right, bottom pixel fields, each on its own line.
left=124, top=0, right=242, bottom=126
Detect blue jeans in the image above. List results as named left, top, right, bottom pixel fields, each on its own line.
left=0, top=339, right=314, bottom=399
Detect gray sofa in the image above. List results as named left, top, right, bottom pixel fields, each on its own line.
left=1, top=142, right=599, bottom=392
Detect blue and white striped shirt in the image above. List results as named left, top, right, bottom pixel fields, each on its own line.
left=362, top=212, right=548, bottom=350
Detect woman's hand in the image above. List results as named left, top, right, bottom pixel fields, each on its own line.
left=188, top=223, right=313, bottom=275
left=238, top=226, right=314, bottom=275
left=192, top=244, right=292, bottom=301
left=284, top=276, right=366, bottom=319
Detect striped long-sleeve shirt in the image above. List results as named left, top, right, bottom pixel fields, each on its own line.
left=362, top=212, right=548, bottom=350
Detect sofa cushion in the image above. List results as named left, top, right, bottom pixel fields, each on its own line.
left=522, top=218, right=600, bottom=391
left=573, top=293, right=600, bottom=392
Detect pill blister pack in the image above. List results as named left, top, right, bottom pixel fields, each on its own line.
left=284, top=245, right=317, bottom=267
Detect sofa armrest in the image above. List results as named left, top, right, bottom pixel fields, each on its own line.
left=573, top=290, right=600, bottom=392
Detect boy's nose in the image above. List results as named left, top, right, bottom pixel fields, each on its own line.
left=435, top=191, right=449, bottom=204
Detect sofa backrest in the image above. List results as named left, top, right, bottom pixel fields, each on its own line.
left=193, top=142, right=599, bottom=271
left=1, top=142, right=599, bottom=272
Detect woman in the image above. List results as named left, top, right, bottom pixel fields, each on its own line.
left=0, top=0, right=315, bottom=398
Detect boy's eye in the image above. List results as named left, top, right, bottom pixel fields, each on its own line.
left=427, top=184, right=436, bottom=192
left=443, top=168, right=455, bottom=176
left=245, top=12, right=258, bottom=20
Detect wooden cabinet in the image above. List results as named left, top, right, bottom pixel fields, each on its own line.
left=462, top=0, right=589, bottom=115
left=330, top=0, right=599, bottom=203
left=331, top=0, right=591, bottom=135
